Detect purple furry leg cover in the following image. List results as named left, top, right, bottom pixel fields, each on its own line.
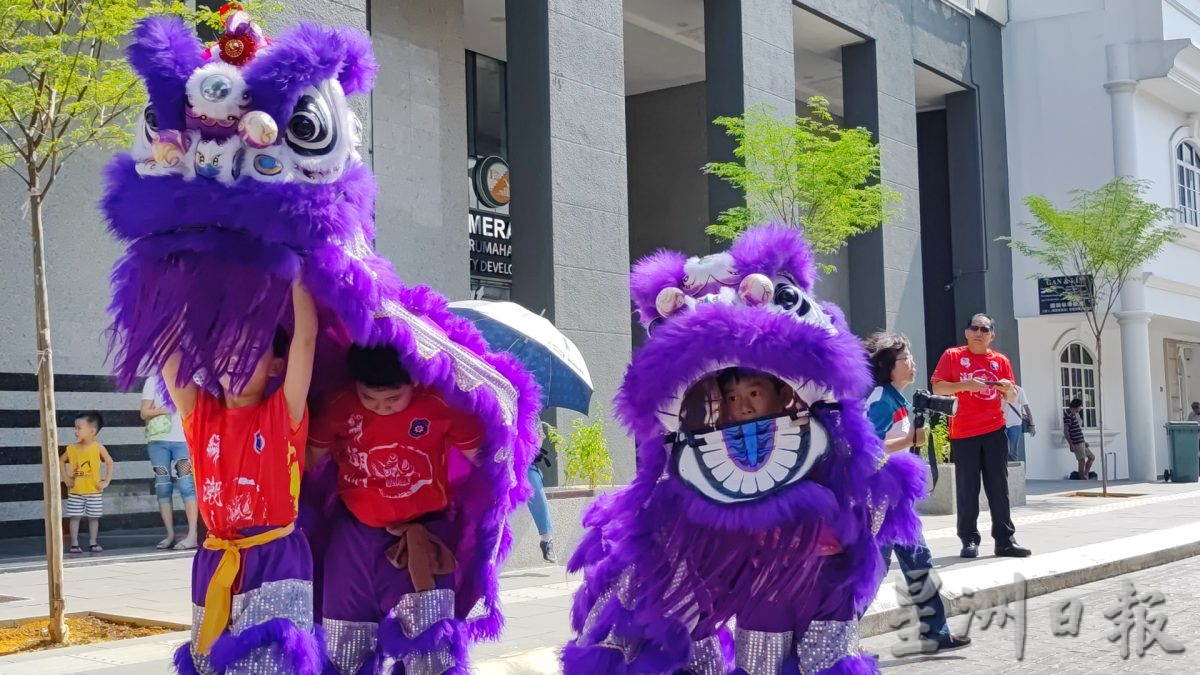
left=373, top=615, right=469, bottom=674
left=561, top=596, right=693, bottom=675
left=172, top=642, right=200, bottom=675
left=207, top=617, right=324, bottom=675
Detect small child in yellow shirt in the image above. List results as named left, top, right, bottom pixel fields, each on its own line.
left=60, top=411, right=115, bottom=554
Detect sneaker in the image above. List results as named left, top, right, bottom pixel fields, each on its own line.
left=540, top=539, right=558, bottom=564
left=925, top=634, right=972, bottom=654
left=960, top=542, right=979, bottom=559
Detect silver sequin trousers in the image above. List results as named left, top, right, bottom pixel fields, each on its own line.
left=189, top=578, right=317, bottom=675
left=323, top=588, right=459, bottom=675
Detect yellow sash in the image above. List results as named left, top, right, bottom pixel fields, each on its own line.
left=196, top=523, right=295, bottom=653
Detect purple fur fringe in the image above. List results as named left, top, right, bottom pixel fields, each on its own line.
left=372, top=615, right=469, bottom=673
left=209, top=618, right=324, bottom=675
left=172, top=641, right=200, bottom=675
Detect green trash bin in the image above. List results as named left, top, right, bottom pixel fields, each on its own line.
left=1165, top=421, right=1200, bottom=483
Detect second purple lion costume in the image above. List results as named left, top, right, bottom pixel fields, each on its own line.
left=102, top=9, right=540, bottom=675
left=563, top=226, right=927, bottom=675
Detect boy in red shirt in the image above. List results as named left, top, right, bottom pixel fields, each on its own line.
left=164, top=280, right=319, bottom=675
left=309, top=344, right=484, bottom=674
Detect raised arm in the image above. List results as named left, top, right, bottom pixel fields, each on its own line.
left=284, top=279, right=318, bottom=425
left=162, top=351, right=198, bottom=418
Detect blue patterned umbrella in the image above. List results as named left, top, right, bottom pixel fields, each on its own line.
left=449, top=301, right=593, bottom=414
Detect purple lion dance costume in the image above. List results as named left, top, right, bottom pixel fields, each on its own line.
left=563, top=226, right=926, bottom=675
left=101, top=8, right=539, bottom=674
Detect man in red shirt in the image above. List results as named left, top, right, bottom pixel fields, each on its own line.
left=931, top=313, right=1031, bottom=559
left=309, top=344, right=484, bottom=674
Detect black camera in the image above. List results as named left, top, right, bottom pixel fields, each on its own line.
left=913, top=389, right=958, bottom=416
left=911, top=389, right=958, bottom=429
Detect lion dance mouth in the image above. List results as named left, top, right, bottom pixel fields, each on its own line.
left=562, top=225, right=929, bottom=675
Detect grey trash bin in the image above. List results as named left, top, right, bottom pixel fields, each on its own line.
left=1165, top=421, right=1200, bottom=483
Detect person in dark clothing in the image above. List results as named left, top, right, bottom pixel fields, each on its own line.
left=931, top=314, right=1031, bottom=559
left=1063, top=398, right=1095, bottom=480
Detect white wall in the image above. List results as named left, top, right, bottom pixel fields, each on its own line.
left=1017, top=317, right=1129, bottom=479
left=1003, top=5, right=1115, bottom=318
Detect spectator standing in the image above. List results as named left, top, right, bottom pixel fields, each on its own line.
left=141, top=377, right=198, bottom=550
left=61, top=412, right=114, bottom=553
left=865, top=332, right=970, bottom=654
left=529, top=422, right=558, bottom=563
left=1003, top=385, right=1034, bottom=463
left=1188, top=401, right=1200, bottom=422
left=1062, top=398, right=1096, bottom=480
left=931, top=313, right=1031, bottom=559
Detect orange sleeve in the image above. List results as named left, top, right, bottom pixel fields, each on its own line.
left=445, top=406, right=485, bottom=451
left=931, top=348, right=956, bottom=383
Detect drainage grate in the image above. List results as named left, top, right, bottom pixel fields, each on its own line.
left=1068, top=491, right=1147, bottom=499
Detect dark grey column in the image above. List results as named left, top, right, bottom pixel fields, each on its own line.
left=970, top=14, right=1019, bottom=370
left=507, top=0, right=633, bottom=484
left=703, top=0, right=795, bottom=228
left=945, top=89, right=987, bottom=338
left=506, top=0, right=556, bottom=321
left=841, top=41, right=886, bottom=337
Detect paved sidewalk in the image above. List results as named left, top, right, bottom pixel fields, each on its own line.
left=1, top=480, right=1198, bottom=674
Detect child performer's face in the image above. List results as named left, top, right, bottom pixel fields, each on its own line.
left=219, top=348, right=284, bottom=400
left=73, top=419, right=97, bottom=444
left=721, top=375, right=792, bottom=424
left=355, top=383, right=414, bottom=416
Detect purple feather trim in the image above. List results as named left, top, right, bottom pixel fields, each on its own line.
left=207, top=617, right=323, bottom=675
left=172, top=642, right=200, bottom=675
left=244, top=23, right=376, bottom=126
left=127, top=17, right=204, bottom=131
left=374, top=615, right=468, bottom=670
left=561, top=641, right=629, bottom=675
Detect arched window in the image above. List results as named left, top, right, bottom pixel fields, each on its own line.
left=1060, top=343, right=1097, bottom=428
left=1176, top=141, right=1200, bottom=226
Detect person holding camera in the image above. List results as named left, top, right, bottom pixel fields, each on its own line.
left=865, top=332, right=971, bottom=654
left=932, top=313, right=1031, bottom=559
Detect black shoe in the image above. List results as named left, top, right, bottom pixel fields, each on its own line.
left=924, top=634, right=972, bottom=654
left=996, top=543, right=1032, bottom=558
left=1088, top=471, right=1098, bottom=480
left=540, top=539, right=558, bottom=563
left=960, top=542, right=979, bottom=558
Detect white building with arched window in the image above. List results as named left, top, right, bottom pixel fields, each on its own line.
left=1005, top=0, right=1200, bottom=480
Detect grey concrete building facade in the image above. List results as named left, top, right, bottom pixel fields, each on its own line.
left=0, top=0, right=1013, bottom=538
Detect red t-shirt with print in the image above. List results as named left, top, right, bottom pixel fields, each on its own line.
left=309, top=386, right=485, bottom=528
left=183, top=388, right=308, bottom=539
left=931, top=346, right=1015, bottom=440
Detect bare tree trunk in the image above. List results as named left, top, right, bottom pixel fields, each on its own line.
left=1097, top=337, right=1108, bottom=497
left=30, top=189, right=67, bottom=643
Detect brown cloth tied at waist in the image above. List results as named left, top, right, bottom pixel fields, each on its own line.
left=385, top=521, right=458, bottom=592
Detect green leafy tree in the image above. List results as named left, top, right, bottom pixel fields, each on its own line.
left=0, top=0, right=276, bottom=643
left=545, top=412, right=613, bottom=489
left=1003, top=177, right=1178, bottom=495
left=704, top=98, right=899, bottom=267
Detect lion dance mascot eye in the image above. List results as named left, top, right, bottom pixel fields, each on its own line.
left=562, top=225, right=927, bottom=675
left=102, top=7, right=540, bottom=674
